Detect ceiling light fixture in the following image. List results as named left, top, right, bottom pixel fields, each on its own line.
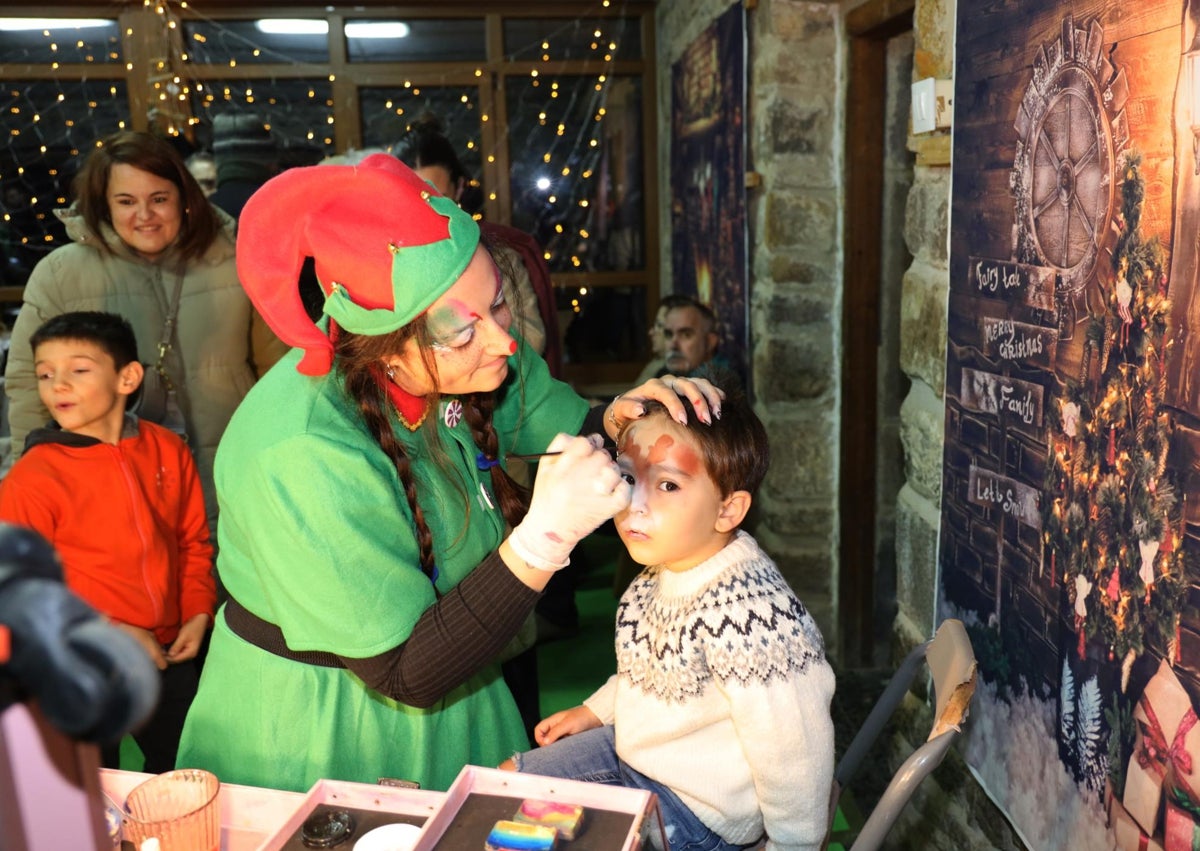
left=255, top=20, right=410, bottom=39
left=346, top=22, right=410, bottom=39
left=255, top=20, right=328, bottom=36
left=0, top=18, right=111, bottom=31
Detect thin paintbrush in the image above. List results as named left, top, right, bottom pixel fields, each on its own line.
left=506, top=446, right=616, bottom=462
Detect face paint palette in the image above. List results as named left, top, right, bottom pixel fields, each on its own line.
left=513, top=799, right=585, bottom=841
left=408, top=766, right=666, bottom=851
left=484, top=819, right=558, bottom=851
left=258, top=779, right=443, bottom=850
left=105, top=766, right=663, bottom=851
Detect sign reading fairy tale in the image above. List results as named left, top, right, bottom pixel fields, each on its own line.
left=943, top=2, right=1200, bottom=847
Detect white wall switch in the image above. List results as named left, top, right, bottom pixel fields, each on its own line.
left=912, top=77, right=954, bottom=134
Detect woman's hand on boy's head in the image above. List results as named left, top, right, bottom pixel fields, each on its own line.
left=165, top=613, right=210, bottom=664
left=533, top=705, right=602, bottom=747
left=607, top=375, right=724, bottom=438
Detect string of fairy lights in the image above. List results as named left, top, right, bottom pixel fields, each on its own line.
left=0, top=0, right=645, bottom=301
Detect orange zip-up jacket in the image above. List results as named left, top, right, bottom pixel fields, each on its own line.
left=0, top=416, right=215, bottom=645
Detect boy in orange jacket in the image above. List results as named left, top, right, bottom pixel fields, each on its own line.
left=0, top=311, right=215, bottom=772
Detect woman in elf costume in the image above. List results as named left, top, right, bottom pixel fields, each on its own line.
left=176, top=154, right=719, bottom=793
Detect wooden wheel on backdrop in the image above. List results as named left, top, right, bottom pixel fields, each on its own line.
left=1012, top=14, right=1128, bottom=339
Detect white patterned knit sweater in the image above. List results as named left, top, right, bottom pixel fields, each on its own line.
left=583, top=531, right=835, bottom=851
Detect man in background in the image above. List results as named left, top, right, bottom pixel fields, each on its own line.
left=185, top=152, right=217, bottom=198
left=635, top=293, right=705, bottom=383
left=659, top=296, right=721, bottom=377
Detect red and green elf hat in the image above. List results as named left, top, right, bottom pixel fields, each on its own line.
left=235, top=152, right=480, bottom=376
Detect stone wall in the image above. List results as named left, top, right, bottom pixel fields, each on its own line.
left=658, top=0, right=844, bottom=647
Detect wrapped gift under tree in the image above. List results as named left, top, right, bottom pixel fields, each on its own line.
left=1165, top=766, right=1200, bottom=851
left=1111, top=785, right=1167, bottom=851
left=1124, top=660, right=1200, bottom=837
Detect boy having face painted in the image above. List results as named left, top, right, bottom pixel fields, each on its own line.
left=502, top=378, right=836, bottom=851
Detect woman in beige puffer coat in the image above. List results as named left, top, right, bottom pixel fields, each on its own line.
left=4, top=131, right=287, bottom=530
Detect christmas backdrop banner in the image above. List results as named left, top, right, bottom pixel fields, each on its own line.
left=669, top=4, right=748, bottom=385
left=940, top=1, right=1200, bottom=847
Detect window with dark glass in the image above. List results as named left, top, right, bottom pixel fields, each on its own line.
left=503, top=17, right=641, bottom=61
left=0, top=18, right=121, bottom=65
left=183, top=19, right=330, bottom=66
left=360, top=85, right=483, bottom=195
left=0, top=5, right=658, bottom=381
left=506, top=74, right=644, bottom=274
left=192, top=78, right=334, bottom=164
left=0, top=80, right=130, bottom=286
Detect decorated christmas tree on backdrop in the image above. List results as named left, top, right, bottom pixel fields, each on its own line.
left=1043, top=151, right=1186, bottom=687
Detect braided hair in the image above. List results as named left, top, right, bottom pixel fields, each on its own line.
left=461, top=391, right=531, bottom=528
left=333, top=315, right=531, bottom=587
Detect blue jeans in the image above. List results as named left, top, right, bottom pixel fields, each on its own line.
left=513, top=725, right=755, bottom=851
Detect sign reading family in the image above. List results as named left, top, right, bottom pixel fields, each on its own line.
left=959, top=368, right=1044, bottom=427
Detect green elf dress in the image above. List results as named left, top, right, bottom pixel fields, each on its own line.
left=176, top=341, right=587, bottom=792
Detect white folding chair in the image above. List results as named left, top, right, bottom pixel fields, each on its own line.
left=828, top=618, right=978, bottom=851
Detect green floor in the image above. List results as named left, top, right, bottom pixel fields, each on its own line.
left=536, top=534, right=623, bottom=715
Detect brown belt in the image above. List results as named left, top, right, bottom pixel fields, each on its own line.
left=223, top=596, right=345, bottom=669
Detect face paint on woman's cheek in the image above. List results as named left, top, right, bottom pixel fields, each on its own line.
left=425, top=299, right=478, bottom=342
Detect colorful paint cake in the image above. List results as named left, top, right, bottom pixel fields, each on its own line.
left=484, top=819, right=558, bottom=851
left=513, top=799, right=586, bottom=841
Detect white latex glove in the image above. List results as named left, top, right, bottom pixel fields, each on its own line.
left=509, top=433, right=631, bottom=571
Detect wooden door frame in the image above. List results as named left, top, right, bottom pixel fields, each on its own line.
left=839, top=0, right=914, bottom=666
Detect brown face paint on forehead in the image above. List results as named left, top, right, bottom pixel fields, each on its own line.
left=620, top=416, right=703, bottom=478
left=620, top=414, right=678, bottom=463
left=619, top=422, right=676, bottom=468
left=669, top=440, right=702, bottom=478
left=647, top=433, right=675, bottom=466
